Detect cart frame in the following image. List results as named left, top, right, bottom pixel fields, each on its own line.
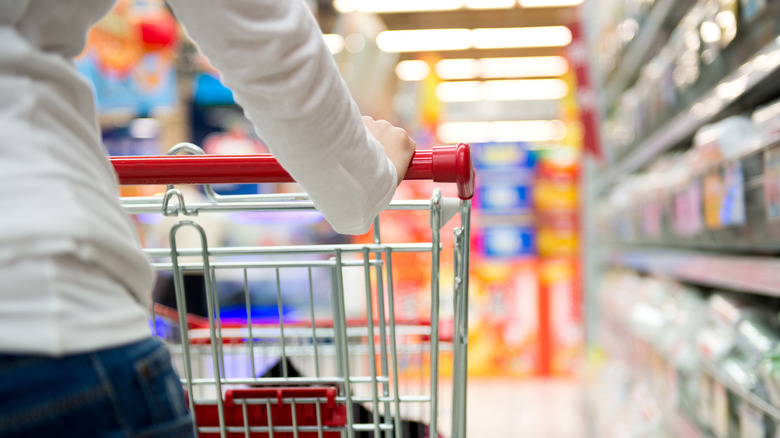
left=113, top=143, right=473, bottom=438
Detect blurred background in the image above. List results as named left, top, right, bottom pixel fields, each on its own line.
left=81, top=0, right=780, bottom=436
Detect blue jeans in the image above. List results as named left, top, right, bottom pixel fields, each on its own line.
left=0, top=338, right=195, bottom=438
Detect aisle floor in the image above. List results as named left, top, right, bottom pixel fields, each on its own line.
left=451, top=378, right=586, bottom=437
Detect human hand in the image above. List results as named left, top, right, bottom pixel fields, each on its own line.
left=362, top=116, right=416, bottom=186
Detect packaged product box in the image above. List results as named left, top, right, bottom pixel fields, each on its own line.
left=540, top=258, right=583, bottom=376
left=720, top=162, right=747, bottom=227
left=739, top=403, right=767, bottom=438
left=764, top=146, right=780, bottom=221
left=674, top=179, right=704, bottom=237
left=704, top=170, right=726, bottom=230
left=641, top=200, right=663, bottom=240
left=698, top=374, right=714, bottom=428
left=467, top=260, right=539, bottom=377
left=712, top=379, right=730, bottom=438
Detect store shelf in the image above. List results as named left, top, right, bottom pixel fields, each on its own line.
left=650, top=340, right=779, bottom=435
left=590, top=3, right=780, bottom=435
left=596, top=36, right=780, bottom=194
left=606, top=247, right=780, bottom=297
left=600, top=0, right=681, bottom=109
left=700, top=359, right=780, bottom=423
left=596, top=135, right=780, bottom=253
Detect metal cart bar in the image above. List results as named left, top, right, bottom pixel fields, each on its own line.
left=115, top=143, right=473, bottom=438
left=111, top=144, right=475, bottom=201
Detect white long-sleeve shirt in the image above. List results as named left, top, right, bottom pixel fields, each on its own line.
left=0, top=0, right=397, bottom=355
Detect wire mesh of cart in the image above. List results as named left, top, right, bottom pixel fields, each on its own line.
left=111, top=143, right=474, bottom=438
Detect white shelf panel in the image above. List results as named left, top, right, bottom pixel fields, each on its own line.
left=607, top=248, right=780, bottom=297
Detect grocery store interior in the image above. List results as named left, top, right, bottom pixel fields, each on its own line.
left=85, top=0, right=780, bottom=436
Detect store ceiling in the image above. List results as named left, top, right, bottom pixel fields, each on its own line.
left=320, top=3, right=579, bottom=60
left=317, top=1, right=582, bottom=142
left=381, top=7, right=578, bottom=61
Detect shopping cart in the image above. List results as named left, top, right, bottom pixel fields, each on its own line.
left=111, top=143, right=473, bottom=438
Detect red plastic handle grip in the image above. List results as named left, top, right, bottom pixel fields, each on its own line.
left=226, top=387, right=338, bottom=409
left=110, top=143, right=474, bottom=200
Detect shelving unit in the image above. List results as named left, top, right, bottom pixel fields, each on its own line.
left=598, top=0, right=690, bottom=111
left=700, top=360, right=780, bottom=423
left=596, top=36, right=780, bottom=193
left=585, top=0, right=780, bottom=436
left=606, top=247, right=780, bottom=297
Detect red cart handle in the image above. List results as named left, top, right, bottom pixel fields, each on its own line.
left=226, top=387, right=338, bottom=409
left=110, top=143, right=474, bottom=200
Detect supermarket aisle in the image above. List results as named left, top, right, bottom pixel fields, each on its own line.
left=469, top=379, right=585, bottom=437
left=442, top=378, right=585, bottom=437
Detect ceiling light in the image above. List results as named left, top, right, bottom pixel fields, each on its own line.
left=334, top=0, right=514, bottom=13
left=377, top=26, right=572, bottom=52
left=377, top=28, right=473, bottom=52
left=472, top=26, right=572, bottom=49
left=436, top=81, right=483, bottom=101
left=484, top=79, right=568, bottom=100
left=435, top=59, right=481, bottom=79
left=518, top=0, right=584, bottom=7
left=464, top=0, right=516, bottom=8
left=481, top=56, right=569, bottom=77
left=395, top=60, right=431, bottom=81
left=436, top=56, right=569, bottom=79
left=435, top=78, right=568, bottom=102
left=335, top=0, right=459, bottom=13
left=322, top=34, right=344, bottom=54
left=437, top=120, right=567, bottom=143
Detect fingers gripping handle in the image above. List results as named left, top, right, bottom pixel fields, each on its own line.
left=111, top=143, right=475, bottom=200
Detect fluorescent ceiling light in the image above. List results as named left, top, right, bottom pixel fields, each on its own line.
left=436, top=56, right=569, bottom=79
left=377, top=26, right=572, bottom=52
left=322, top=34, right=344, bottom=54
left=334, top=0, right=514, bottom=13
left=335, top=0, right=460, bottom=13
left=463, top=0, right=516, bottom=8
left=481, top=56, right=569, bottom=77
left=436, top=59, right=481, bottom=79
left=436, top=78, right=568, bottom=102
left=437, top=81, right=483, bottom=101
left=472, top=26, right=572, bottom=49
left=482, top=79, right=567, bottom=100
left=437, top=120, right=567, bottom=143
left=395, top=60, right=431, bottom=81
left=377, top=29, right=473, bottom=52
left=518, top=0, right=583, bottom=7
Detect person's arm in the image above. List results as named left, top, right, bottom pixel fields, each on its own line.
left=165, top=0, right=414, bottom=234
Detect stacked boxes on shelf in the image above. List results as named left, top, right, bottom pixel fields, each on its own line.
left=592, top=271, right=780, bottom=438
left=597, top=99, right=780, bottom=250
left=585, top=0, right=780, bottom=435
